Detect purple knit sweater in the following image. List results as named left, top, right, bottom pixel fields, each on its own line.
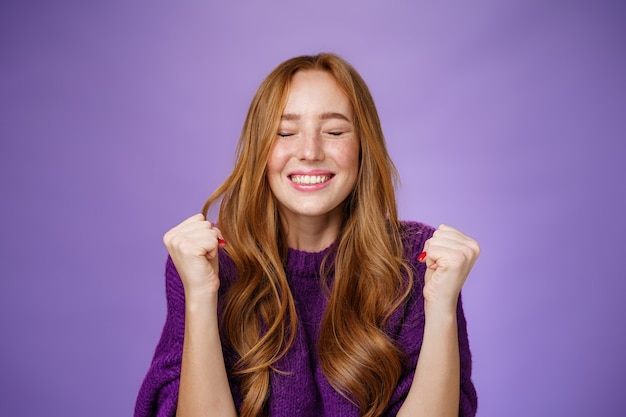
left=134, top=221, right=477, bottom=416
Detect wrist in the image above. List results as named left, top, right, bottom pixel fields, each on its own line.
left=424, top=298, right=458, bottom=321
left=184, top=288, right=219, bottom=313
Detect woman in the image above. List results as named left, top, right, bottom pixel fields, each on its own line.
left=135, top=53, right=480, bottom=417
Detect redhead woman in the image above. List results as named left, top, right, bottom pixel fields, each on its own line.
left=135, top=53, right=480, bottom=417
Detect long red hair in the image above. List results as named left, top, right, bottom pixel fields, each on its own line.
left=202, top=53, right=412, bottom=417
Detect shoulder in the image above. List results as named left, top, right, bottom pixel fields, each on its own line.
left=397, top=221, right=433, bottom=293
left=399, top=220, right=435, bottom=237
left=383, top=221, right=433, bottom=353
left=399, top=220, right=435, bottom=255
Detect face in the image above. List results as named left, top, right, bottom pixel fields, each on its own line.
left=267, top=70, right=360, bottom=228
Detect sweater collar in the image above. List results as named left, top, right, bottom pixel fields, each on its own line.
left=284, top=243, right=337, bottom=278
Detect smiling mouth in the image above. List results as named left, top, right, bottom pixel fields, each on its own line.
left=289, top=174, right=333, bottom=185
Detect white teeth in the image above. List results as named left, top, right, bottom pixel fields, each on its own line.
left=291, top=175, right=330, bottom=185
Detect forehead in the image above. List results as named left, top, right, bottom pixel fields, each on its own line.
left=282, top=70, right=353, bottom=118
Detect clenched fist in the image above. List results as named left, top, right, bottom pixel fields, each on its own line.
left=419, top=225, right=480, bottom=312
left=163, top=213, right=226, bottom=297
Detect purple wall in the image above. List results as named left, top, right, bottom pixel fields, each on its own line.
left=1, top=1, right=624, bottom=415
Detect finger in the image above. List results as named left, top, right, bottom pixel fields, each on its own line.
left=420, top=237, right=475, bottom=269
left=211, top=226, right=227, bottom=247
left=432, top=225, right=471, bottom=245
left=427, top=236, right=471, bottom=252
left=427, top=238, right=477, bottom=262
left=431, top=225, right=480, bottom=254
left=167, top=215, right=208, bottom=238
left=165, top=219, right=219, bottom=254
left=439, top=225, right=478, bottom=249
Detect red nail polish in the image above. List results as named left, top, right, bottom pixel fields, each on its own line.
left=217, top=238, right=227, bottom=246
left=417, top=251, right=427, bottom=262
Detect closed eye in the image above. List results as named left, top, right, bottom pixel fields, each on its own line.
left=326, top=131, right=344, bottom=136
left=277, top=132, right=295, bottom=137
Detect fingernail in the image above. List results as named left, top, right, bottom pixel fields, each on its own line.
left=417, top=251, right=427, bottom=262
left=217, top=238, right=227, bottom=246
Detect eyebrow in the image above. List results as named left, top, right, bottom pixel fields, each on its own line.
left=280, top=112, right=352, bottom=122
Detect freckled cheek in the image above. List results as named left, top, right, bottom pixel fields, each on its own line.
left=332, top=142, right=360, bottom=172
left=266, top=146, right=292, bottom=178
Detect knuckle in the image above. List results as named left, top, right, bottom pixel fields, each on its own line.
left=469, top=239, right=481, bottom=256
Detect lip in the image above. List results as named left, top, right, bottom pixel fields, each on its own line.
left=288, top=169, right=334, bottom=176
left=287, top=169, right=335, bottom=191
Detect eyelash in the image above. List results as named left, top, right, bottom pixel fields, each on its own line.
left=276, top=131, right=345, bottom=137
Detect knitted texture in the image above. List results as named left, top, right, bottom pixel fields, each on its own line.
left=134, top=221, right=477, bottom=416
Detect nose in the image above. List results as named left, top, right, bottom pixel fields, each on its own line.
left=297, top=130, right=324, bottom=161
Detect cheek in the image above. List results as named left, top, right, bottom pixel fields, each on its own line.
left=266, top=145, right=294, bottom=196
left=266, top=145, right=287, bottom=175
left=335, top=141, right=360, bottom=172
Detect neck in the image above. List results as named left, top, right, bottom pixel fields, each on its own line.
left=279, top=208, right=343, bottom=252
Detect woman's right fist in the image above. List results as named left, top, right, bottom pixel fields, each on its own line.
left=163, top=213, right=226, bottom=296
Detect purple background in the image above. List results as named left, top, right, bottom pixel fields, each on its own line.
left=1, top=1, right=625, bottom=416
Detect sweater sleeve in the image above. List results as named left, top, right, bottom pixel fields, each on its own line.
left=134, top=257, right=184, bottom=417
left=456, top=294, right=478, bottom=416
left=385, top=221, right=478, bottom=416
